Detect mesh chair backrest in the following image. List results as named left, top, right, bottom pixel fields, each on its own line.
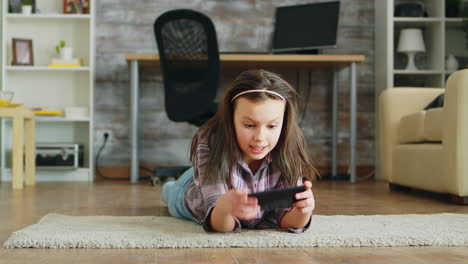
left=154, top=9, right=220, bottom=122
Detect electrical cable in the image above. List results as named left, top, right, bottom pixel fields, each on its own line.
left=95, top=132, right=109, bottom=179
left=95, top=133, right=155, bottom=180
left=140, top=166, right=154, bottom=174
left=357, top=169, right=375, bottom=181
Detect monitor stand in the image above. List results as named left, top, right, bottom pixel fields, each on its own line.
left=273, top=49, right=320, bottom=55
left=295, top=49, right=319, bottom=54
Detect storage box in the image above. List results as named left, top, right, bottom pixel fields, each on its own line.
left=65, top=107, right=89, bottom=119
left=36, top=144, right=84, bottom=170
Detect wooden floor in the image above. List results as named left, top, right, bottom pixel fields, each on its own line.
left=1, top=179, right=467, bottom=264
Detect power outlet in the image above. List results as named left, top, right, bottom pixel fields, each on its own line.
left=96, top=130, right=112, bottom=144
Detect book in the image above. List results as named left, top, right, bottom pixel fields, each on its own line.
left=48, top=64, right=82, bottom=67
left=48, top=58, right=83, bottom=67
left=31, top=107, right=64, bottom=116
left=33, top=110, right=64, bottom=116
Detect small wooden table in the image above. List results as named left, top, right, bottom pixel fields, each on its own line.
left=0, top=107, right=35, bottom=189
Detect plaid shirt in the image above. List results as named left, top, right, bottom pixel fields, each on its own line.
left=184, top=130, right=311, bottom=233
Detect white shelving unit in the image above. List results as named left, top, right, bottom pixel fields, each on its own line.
left=375, top=0, right=468, bottom=93
left=1, top=0, right=95, bottom=182
left=5, top=66, right=91, bottom=71
left=374, top=0, right=468, bottom=180
left=0, top=2, right=2, bottom=101
left=6, top=13, right=91, bottom=19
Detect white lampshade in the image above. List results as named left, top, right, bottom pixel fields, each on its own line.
left=397, top=28, right=426, bottom=53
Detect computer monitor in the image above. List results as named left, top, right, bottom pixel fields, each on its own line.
left=272, top=1, right=340, bottom=54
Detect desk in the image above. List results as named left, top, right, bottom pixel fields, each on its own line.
left=0, top=107, right=36, bottom=189
left=125, top=54, right=365, bottom=183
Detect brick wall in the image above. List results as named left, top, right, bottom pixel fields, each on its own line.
left=94, top=0, right=375, bottom=174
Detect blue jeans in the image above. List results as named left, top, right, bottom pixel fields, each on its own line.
left=162, top=167, right=194, bottom=220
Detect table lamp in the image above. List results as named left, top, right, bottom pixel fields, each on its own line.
left=397, top=28, right=426, bottom=71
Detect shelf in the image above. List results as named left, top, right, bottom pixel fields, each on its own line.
left=35, top=117, right=90, bottom=122
left=6, top=66, right=91, bottom=71
left=394, top=18, right=464, bottom=28
left=36, top=167, right=90, bottom=171
left=4, top=117, right=90, bottom=122
left=1, top=168, right=91, bottom=182
left=6, top=13, right=91, bottom=19
left=445, top=18, right=464, bottom=23
left=394, top=17, right=442, bottom=22
left=445, top=18, right=465, bottom=28
left=394, top=18, right=442, bottom=28
left=3, top=167, right=90, bottom=171
left=393, top=70, right=443, bottom=75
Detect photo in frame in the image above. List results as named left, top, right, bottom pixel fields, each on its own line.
left=8, top=0, right=23, bottom=13
left=9, top=0, right=36, bottom=13
left=12, top=38, right=34, bottom=66
left=63, top=0, right=90, bottom=14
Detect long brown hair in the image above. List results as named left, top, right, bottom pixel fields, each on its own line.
left=190, top=69, right=318, bottom=186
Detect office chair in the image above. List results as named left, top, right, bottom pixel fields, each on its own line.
left=151, top=9, right=220, bottom=185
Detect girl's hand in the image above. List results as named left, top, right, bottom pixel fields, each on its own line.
left=293, top=181, right=315, bottom=214
left=216, top=189, right=259, bottom=220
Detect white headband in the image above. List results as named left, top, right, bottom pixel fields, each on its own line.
left=231, top=89, right=286, bottom=103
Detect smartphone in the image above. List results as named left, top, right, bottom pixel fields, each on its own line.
left=248, top=185, right=306, bottom=211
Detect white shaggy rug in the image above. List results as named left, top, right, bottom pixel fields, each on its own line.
left=4, top=213, right=468, bottom=248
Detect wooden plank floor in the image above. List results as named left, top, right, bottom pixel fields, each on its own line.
left=1, top=180, right=467, bottom=264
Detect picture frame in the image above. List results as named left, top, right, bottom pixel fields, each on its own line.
left=8, top=0, right=36, bottom=14
left=82, top=0, right=90, bottom=14
left=63, top=0, right=74, bottom=14
left=63, top=0, right=89, bottom=14
left=12, top=38, right=34, bottom=66
left=8, top=0, right=23, bottom=13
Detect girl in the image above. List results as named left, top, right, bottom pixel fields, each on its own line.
left=162, top=69, right=317, bottom=233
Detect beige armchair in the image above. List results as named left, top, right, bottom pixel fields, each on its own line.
left=379, top=69, right=468, bottom=204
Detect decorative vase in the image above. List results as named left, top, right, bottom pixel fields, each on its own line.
left=60, top=47, right=73, bottom=60
left=446, top=54, right=459, bottom=72
left=21, top=5, right=32, bottom=15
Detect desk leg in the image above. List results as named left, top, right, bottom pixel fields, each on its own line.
left=25, top=117, right=35, bottom=186
left=12, top=116, right=24, bottom=189
left=130, top=59, right=140, bottom=184
left=331, top=70, right=338, bottom=177
left=349, top=62, right=357, bottom=183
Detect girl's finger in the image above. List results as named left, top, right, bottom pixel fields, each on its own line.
left=294, top=197, right=312, bottom=208
left=299, top=207, right=313, bottom=214
left=246, top=197, right=258, bottom=206
left=234, top=189, right=249, bottom=202
left=295, top=189, right=312, bottom=200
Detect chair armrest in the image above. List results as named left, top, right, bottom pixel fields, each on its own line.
left=444, top=69, right=468, bottom=195
left=378, top=87, right=444, bottom=181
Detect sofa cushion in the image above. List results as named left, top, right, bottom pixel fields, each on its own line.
left=398, top=108, right=443, bottom=143
left=399, top=111, right=426, bottom=143
left=424, top=107, right=443, bottom=141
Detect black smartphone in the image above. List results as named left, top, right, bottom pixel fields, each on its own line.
left=248, top=186, right=306, bottom=211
